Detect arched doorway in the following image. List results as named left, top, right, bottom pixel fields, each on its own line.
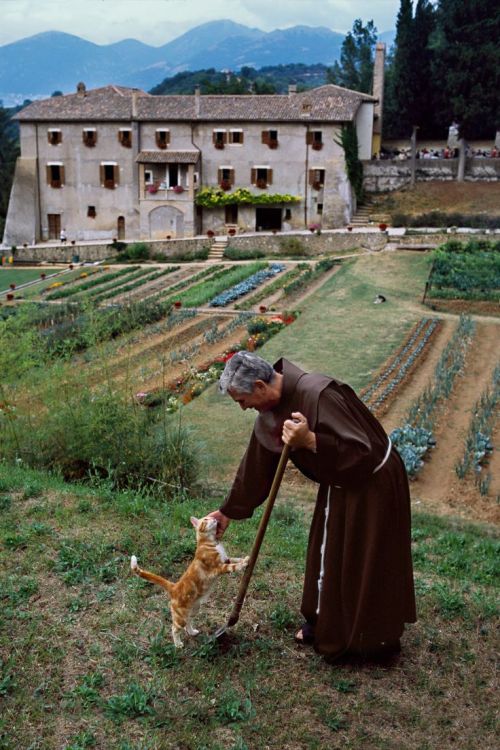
left=117, top=216, right=125, bottom=239
left=148, top=205, right=184, bottom=239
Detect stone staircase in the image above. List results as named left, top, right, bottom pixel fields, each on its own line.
left=350, top=199, right=374, bottom=227
left=207, top=236, right=228, bottom=261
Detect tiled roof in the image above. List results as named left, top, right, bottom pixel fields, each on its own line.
left=136, top=150, right=200, bottom=163
left=16, top=83, right=376, bottom=123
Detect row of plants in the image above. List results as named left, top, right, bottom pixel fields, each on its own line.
left=195, top=187, right=301, bottom=208
left=164, top=262, right=268, bottom=308
left=223, top=247, right=265, bottom=260
left=426, top=240, right=500, bottom=302
left=91, top=267, right=180, bottom=304
left=282, top=257, right=339, bottom=296
left=392, top=212, right=500, bottom=229
left=137, top=312, right=297, bottom=410
left=390, top=315, right=476, bottom=477
left=235, top=265, right=308, bottom=309
left=208, top=264, right=285, bottom=307
left=361, top=318, right=440, bottom=412
left=45, top=266, right=139, bottom=300
left=455, top=363, right=499, bottom=495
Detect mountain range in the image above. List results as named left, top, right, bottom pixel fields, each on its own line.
left=0, top=20, right=395, bottom=106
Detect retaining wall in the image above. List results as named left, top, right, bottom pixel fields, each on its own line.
left=363, top=158, right=500, bottom=192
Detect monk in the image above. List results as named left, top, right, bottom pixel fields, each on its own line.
left=208, top=351, right=416, bottom=662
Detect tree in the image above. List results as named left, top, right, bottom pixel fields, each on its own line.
left=388, top=0, right=415, bottom=137
left=411, top=0, right=437, bottom=137
left=326, top=19, right=378, bottom=93
left=0, top=106, right=20, bottom=239
left=432, top=0, right=500, bottom=140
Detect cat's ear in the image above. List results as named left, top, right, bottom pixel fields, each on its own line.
left=190, top=516, right=199, bottom=528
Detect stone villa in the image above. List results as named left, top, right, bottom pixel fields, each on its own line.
left=3, top=80, right=379, bottom=246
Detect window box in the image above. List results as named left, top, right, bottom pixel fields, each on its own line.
left=214, top=141, right=225, bottom=150
left=220, top=179, right=232, bottom=191
left=256, top=178, right=268, bottom=189
left=311, top=141, right=323, bottom=151
left=173, top=185, right=185, bottom=194
left=268, top=140, right=279, bottom=149
left=147, top=184, right=159, bottom=194
left=312, top=180, right=322, bottom=190
left=156, top=130, right=170, bottom=149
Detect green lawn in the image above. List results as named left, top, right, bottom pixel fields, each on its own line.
left=0, top=461, right=497, bottom=750
left=179, top=251, right=431, bottom=479
left=0, top=268, right=61, bottom=292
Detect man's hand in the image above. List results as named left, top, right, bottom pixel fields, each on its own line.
left=206, top=510, right=231, bottom=539
left=282, top=412, right=317, bottom=452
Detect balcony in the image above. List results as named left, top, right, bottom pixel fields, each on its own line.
left=143, top=183, right=195, bottom=201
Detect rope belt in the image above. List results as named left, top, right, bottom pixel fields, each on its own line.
left=373, top=437, right=392, bottom=474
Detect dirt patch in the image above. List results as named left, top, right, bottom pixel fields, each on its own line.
left=371, top=181, right=500, bottom=217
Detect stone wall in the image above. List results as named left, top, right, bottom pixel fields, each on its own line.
left=363, top=158, right=500, bottom=192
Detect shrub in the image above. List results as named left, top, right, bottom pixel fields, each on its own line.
left=279, top=237, right=307, bottom=256
left=223, top=246, right=265, bottom=260
left=115, top=242, right=150, bottom=262
left=391, top=212, right=500, bottom=229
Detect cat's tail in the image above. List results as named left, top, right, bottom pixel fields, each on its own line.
left=130, top=555, right=174, bottom=595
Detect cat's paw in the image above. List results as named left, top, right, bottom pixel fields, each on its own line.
left=242, top=556, right=250, bottom=566
left=130, top=555, right=138, bottom=571
left=187, top=627, right=200, bottom=636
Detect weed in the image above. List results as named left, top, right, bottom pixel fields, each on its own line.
left=215, top=684, right=254, bottom=724
left=331, top=676, right=358, bottom=693
left=64, top=731, right=97, bottom=750
left=269, top=602, right=295, bottom=630
left=55, top=539, right=121, bottom=585
left=147, top=630, right=180, bottom=669
left=65, top=672, right=105, bottom=709
left=104, top=682, right=155, bottom=722
left=21, top=481, right=43, bottom=499
left=0, top=494, right=11, bottom=511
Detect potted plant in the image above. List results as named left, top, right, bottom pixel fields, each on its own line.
left=214, top=141, right=224, bottom=150
left=347, top=225, right=353, bottom=232
left=312, top=141, right=323, bottom=151
left=256, top=178, right=267, bottom=189
left=228, top=228, right=236, bottom=236
left=220, top=179, right=231, bottom=191
left=9, top=283, right=15, bottom=290
left=69, top=264, right=74, bottom=270
left=173, top=185, right=184, bottom=194
left=259, top=305, right=267, bottom=313
left=6, top=293, right=14, bottom=301
left=40, top=273, right=46, bottom=280
left=147, top=184, right=159, bottom=194
left=174, top=300, right=182, bottom=309
left=207, top=230, right=215, bottom=238
left=379, top=223, right=388, bottom=232
left=166, top=234, right=171, bottom=240
left=269, top=139, right=278, bottom=149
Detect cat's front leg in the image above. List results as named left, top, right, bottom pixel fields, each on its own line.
left=221, top=556, right=250, bottom=573
left=172, top=624, right=184, bottom=648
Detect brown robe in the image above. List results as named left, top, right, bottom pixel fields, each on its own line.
left=220, top=358, right=416, bottom=661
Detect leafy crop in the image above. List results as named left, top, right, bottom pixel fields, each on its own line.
left=209, top=264, right=285, bottom=306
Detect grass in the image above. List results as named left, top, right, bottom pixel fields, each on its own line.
left=0, top=268, right=61, bottom=290
left=370, top=182, right=500, bottom=219
left=179, top=251, right=431, bottom=478
left=0, top=461, right=497, bottom=750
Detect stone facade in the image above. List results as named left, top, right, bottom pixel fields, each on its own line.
left=363, top=158, right=500, bottom=192
left=3, top=84, right=377, bottom=247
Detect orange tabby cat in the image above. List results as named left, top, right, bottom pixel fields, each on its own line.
left=131, top=515, right=248, bottom=647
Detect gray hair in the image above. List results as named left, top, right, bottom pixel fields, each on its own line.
left=219, top=351, right=275, bottom=394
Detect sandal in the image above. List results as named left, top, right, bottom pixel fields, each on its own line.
left=294, top=622, right=315, bottom=645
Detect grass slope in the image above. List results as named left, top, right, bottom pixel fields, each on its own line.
left=0, top=268, right=60, bottom=290
left=179, top=251, right=431, bottom=478
left=0, top=463, right=497, bottom=750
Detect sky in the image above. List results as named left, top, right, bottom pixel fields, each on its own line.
left=0, top=0, right=401, bottom=47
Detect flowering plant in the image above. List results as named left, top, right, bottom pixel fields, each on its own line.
left=173, top=185, right=185, bottom=194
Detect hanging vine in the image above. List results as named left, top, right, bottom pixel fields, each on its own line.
left=336, top=123, right=364, bottom=202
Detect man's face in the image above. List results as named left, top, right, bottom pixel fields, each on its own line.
left=229, top=381, right=274, bottom=412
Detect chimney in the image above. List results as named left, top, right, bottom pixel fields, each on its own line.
left=288, top=84, right=297, bottom=96
left=132, top=90, right=138, bottom=119
left=372, top=43, right=385, bottom=142
left=194, top=86, right=200, bottom=117
left=76, top=82, right=87, bottom=97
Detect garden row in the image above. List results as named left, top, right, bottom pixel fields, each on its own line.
left=361, top=317, right=441, bottom=416
left=390, top=315, right=476, bottom=478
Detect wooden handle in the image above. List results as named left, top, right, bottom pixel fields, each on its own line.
left=226, top=443, right=290, bottom=627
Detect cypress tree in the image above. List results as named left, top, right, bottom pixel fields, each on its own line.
left=327, top=19, right=378, bottom=93
left=390, top=0, right=415, bottom=137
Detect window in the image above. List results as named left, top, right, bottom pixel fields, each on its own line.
left=213, top=130, right=227, bottom=149
left=168, top=164, right=179, bottom=188
left=155, top=129, right=170, bottom=149
left=144, top=170, right=153, bottom=185
left=46, top=163, right=65, bottom=188
left=82, top=129, right=97, bottom=147
left=87, top=205, right=96, bottom=218
left=218, top=167, right=234, bottom=190
left=118, top=129, right=132, bottom=148
left=100, top=163, right=119, bottom=189
left=317, top=203, right=323, bottom=215
left=48, top=129, right=62, bottom=145
left=229, top=129, right=244, bottom=145
left=309, top=168, right=325, bottom=189
left=307, top=131, right=323, bottom=150
left=251, top=166, right=273, bottom=189
left=262, top=130, right=279, bottom=149
left=284, top=208, right=292, bottom=220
